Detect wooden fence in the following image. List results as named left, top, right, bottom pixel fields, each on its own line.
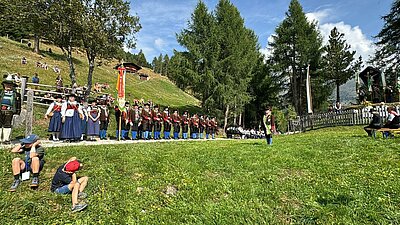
left=288, top=105, right=399, bottom=132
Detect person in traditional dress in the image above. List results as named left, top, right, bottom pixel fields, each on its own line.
left=45, top=95, right=63, bottom=141
left=129, top=104, right=141, bottom=140
left=162, top=107, right=171, bottom=139
left=205, top=116, right=211, bottom=139
left=60, top=94, right=84, bottom=142
left=141, top=103, right=152, bottom=140
left=191, top=113, right=199, bottom=139
left=114, top=105, right=123, bottom=140
left=171, top=110, right=181, bottom=139
left=86, top=99, right=101, bottom=141
left=199, top=115, right=205, bottom=139
left=181, top=111, right=190, bottom=139
left=138, top=105, right=143, bottom=139
left=0, top=75, right=21, bottom=144
left=152, top=105, right=162, bottom=140
left=80, top=100, right=89, bottom=141
left=99, top=100, right=110, bottom=140
left=262, top=107, right=275, bottom=145
left=123, top=102, right=131, bottom=140
left=210, top=117, right=218, bottom=139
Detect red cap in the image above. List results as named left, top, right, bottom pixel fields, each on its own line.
left=65, top=160, right=80, bottom=172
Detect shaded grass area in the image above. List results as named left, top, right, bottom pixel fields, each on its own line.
left=0, top=126, right=399, bottom=224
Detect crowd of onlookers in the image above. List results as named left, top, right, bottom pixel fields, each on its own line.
left=226, top=126, right=267, bottom=139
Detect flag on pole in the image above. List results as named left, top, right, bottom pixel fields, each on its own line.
left=117, top=65, right=126, bottom=109
left=306, top=64, right=313, bottom=114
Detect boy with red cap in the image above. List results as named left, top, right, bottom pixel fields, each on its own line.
left=51, top=157, right=89, bottom=212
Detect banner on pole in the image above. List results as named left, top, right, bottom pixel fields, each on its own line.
left=306, top=64, right=313, bottom=114
left=117, top=66, right=126, bottom=109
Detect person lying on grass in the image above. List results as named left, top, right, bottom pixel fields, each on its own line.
left=9, top=134, right=45, bottom=192
left=51, top=157, right=89, bottom=212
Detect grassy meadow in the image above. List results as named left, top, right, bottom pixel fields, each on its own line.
left=0, top=126, right=399, bottom=224
left=0, top=37, right=199, bottom=108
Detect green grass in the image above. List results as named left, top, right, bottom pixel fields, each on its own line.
left=1, top=126, right=399, bottom=224
left=0, top=37, right=199, bottom=108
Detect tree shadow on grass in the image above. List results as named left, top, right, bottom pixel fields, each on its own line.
left=41, top=52, right=83, bottom=65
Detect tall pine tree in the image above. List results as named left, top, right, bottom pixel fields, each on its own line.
left=269, top=0, right=326, bottom=115
left=322, top=27, right=362, bottom=102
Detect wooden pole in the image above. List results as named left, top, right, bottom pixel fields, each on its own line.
left=25, top=90, right=34, bottom=136
left=118, top=115, right=121, bottom=141
left=21, top=77, right=27, bottom=101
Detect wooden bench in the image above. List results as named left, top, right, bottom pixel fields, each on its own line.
left=365, top=127, right=400, bottom=138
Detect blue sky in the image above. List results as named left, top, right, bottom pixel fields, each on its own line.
left=129, top=0, right=393, bottom=62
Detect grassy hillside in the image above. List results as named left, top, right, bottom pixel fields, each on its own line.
left=1, top=126, right=399, bottom=224
left=0, top=37, right=199, bottom=108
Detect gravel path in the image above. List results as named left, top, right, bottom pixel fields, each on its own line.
left=0, top=138, right=230, bottom=149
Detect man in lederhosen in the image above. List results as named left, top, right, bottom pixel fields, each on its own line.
left=162, top=107, right=171, bottom=139
left=99, top=100, right=110, bottom=140
left=123, top=102, right=131, bottom=140
left=181, top=111, right=190, bottom=139
left=0, top=75, right=21, bottom=144
left=152, top=105, right=162, bottom=140
left=171, top=109, right=181, bottom=139
left=129, top=103, right=141, bottom=140
left=199, top=115, right=205, bottom=139
left=141, top=103, right=152, bottom=140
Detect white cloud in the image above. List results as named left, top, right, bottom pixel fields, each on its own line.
left=260, top=35, right=274, bottom=60
left=305, top=9, right=331, bottom=24
left=154, top=38, right=166, bottom=50
left=306, top=10, right=375, bottom=62
left=319, top=22, right=375, bottom=61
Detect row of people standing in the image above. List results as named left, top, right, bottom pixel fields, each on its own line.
left=45, top=93, right=110, bottom=142
left=114, top=102, right=218, bottom=140
left=45, top=95, right=218, bottom=141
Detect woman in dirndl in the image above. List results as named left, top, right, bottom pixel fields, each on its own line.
left=60, top=93, right=84, bottom=142
left=45, top=95, right=63, bottom=141
left=86, top=99, right=101, bottom=141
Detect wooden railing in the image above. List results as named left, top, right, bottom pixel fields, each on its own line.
left=288, top=105, right=399, bottom=132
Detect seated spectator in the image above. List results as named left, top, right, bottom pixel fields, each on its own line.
left=53, top=66, right=61, bottom=74
left=51, top=157, right=89, bottom=212
left=27, top=42, right=32, bottom=48
left=334, top=101, right=342, bottom=112
left=36, top=61, right=42, bottom=68
left=43, top=62, right=48, bottom=70
left=383, top=106, right=400, bottom=138
left=328, top=105, right=333, bottom=113
left=48, top=48, right=52, bottom=54
left=21, top=57, right=27, bottom=65
left=9, top=134, right=45, bottom=192
left=32, top=73, right=39, bottom=84
left=364, top=109, right=382, bottom=136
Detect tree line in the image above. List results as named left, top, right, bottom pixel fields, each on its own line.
left=165, top=0, right=366, bottom=131
left=0, top=0, right=141, bottom=98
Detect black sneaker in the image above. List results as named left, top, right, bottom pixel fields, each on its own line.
left=71, top=203, right=88, bottom=212
left=10, top=179, right=21, bottom=192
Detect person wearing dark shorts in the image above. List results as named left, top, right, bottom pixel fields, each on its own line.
left=51, top=157, right=89, bottom=212
left=9, top=134, right=45, bottom=192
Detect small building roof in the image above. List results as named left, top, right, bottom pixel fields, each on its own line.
left=114, top=62, right=142, bottom=73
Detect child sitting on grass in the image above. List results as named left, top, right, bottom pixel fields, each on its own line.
left=51, top=157, right=89, bottom=212
left=9, top=134, right=45, bottom=192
